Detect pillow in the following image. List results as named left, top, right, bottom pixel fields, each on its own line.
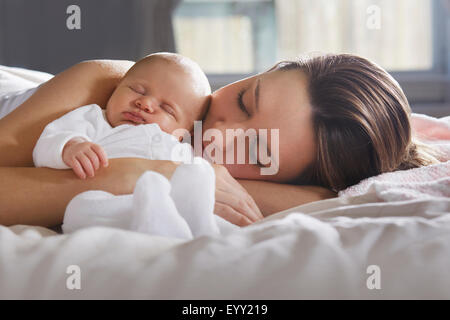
left=0, top=65, right=53, bottom=95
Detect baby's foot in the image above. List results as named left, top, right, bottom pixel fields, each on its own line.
left=130, top=171, right=193, bottom=239
left=63, top=191, right=133, bottom=233
left=169, top=157, right=220, bottom=237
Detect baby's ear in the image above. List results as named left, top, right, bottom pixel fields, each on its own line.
left=186, top=128, right=195, bottom=142
left=176, top=129, right=194, bottom=143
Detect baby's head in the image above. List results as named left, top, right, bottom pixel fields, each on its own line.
left=105, top=52, right=211, bottom=135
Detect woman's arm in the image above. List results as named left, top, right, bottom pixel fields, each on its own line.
left=238, top=180, right=337, bottom=217
left=0, top=158, right=180, bottom=227
left=0, top=161, right=336, bottom=227
left=0, top=59, right=135, bottom=167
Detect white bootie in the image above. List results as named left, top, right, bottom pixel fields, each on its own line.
left=130, top=171, right=193, bottom=239
left=169, top=157, right=220, bottom=237
left=63, top=191, right=133, bottom=233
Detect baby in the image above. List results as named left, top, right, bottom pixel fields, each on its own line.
left=33, top=53, right=228, bottom=239
left=33, top=52, right=211, bottom=178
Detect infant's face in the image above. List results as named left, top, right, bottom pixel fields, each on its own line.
left=105, top=58, right=208, bottom=135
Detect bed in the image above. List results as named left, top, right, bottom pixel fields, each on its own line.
left=0, top=65, right=449, bottom=299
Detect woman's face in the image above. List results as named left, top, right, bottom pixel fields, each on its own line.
left=202, top=69, right=316, bottom=183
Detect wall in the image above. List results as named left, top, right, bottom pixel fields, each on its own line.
left=0, top=0, right=179, bottom=74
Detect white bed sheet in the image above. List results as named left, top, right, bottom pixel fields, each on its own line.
left=1, top=191, right=449, bottom=299
left=1, top=65, right=449, bottom=299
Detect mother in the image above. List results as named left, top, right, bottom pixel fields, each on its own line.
left=0, top=53, right=440, bottom=227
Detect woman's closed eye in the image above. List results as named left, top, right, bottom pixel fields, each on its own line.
left=237, top=89, right=250, bottom=117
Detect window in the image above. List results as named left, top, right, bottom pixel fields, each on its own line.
left=276, top=0, right=433, bottom=72
left=174, top=0, right=276, bottom=75
left=173, top=0, right=449, bottom=107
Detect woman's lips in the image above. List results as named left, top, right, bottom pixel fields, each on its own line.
left=123, top=111, right=146, bottom=124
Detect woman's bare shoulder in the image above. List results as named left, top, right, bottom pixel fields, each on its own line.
left=57, top=59, right=135, bottom=87
left=75, top=59, right=135, bottom=80
left=0, top=59, right=136, bottom=167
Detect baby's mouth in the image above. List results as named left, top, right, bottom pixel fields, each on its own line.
left=123, top=111, right=146, bottom=124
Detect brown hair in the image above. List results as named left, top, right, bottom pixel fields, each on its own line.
left=271, top=54, right=444, bottom=192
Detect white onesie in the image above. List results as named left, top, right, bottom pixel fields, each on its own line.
left=32, top=104, right=193, bottom=168
left=33, top=104, right=237, bottom=239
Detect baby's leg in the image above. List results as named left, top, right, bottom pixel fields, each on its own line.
left=169, top=157, right=220, bottom=237
left=130, top=171, right=193, bottom=239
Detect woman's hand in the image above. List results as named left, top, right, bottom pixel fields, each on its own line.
left=104, top=159, right=263, bottom=227
left=212, top=164, right=264, bottom=227
left=109, top=159, right=264, bottom=227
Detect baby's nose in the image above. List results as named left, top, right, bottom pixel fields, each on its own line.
left=136, top=99, right=155, bottom=113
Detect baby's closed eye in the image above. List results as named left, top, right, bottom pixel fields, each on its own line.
left=161, top=104, right=176, bottom=117
left=129, top=85, right=145, bottom=95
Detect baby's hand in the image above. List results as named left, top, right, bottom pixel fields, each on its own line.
left=62, top=138, right=109, bottom=179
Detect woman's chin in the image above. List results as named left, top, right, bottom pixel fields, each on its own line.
left=223, top=164, right=254, bottom=180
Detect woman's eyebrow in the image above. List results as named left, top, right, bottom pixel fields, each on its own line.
left=254, top=78, right=261, bottom=112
